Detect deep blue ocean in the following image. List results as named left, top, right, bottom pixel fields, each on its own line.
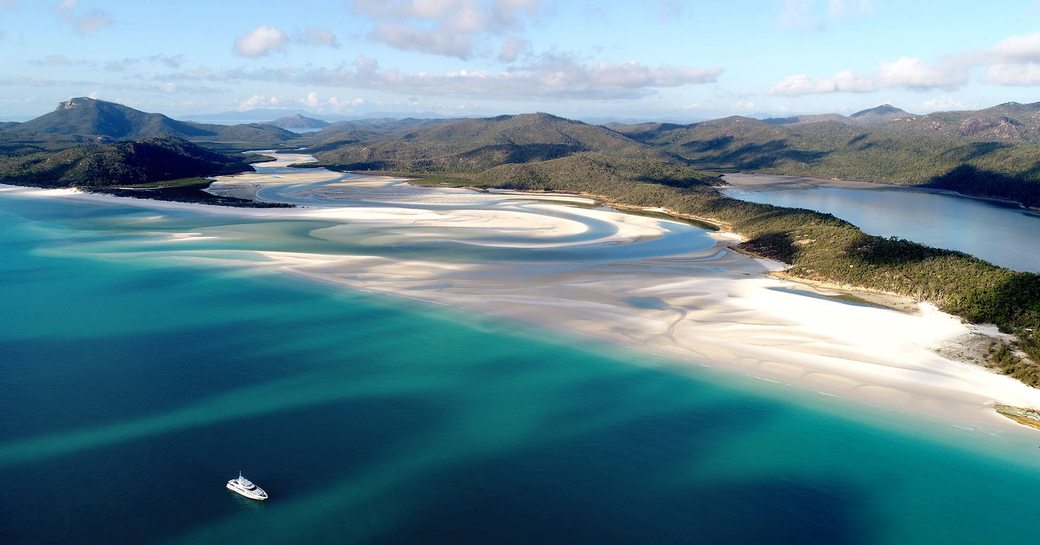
left=4, top=192, right=1040, bottom=544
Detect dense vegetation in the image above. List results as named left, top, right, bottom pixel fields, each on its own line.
left=4, top=99, right=1039, bottom=382
left=0, top=136, right=254, bottom=187
left=0, top=98, right=293, bottom=198
left=613, top=105, right=1040, bottom=208
left=307, top=112, right=669, bottom=172
left=1, top=97, right=298, bottom=144
left=269, top=114, right=330, bottom=130
left=309, top=112, right=1040, bottom=384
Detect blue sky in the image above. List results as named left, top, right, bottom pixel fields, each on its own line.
left=2, top=0, right=1040, bottom=121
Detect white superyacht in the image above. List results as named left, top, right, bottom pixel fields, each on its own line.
left=226, top=472, right=268, bottom=501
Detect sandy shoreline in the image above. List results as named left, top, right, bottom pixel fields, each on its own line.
left=7, top=158, right=1040, bottom=440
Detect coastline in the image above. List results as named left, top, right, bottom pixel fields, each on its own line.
left=6, top=160, right=1040, bottom=440
left=723, top=172, right=1040, bottom=212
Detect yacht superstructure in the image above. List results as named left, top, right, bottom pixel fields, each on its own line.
left=226, top=472, right=268, bottom=501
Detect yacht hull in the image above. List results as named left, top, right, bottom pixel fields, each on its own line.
left=227, top=480, right=268, bottom=501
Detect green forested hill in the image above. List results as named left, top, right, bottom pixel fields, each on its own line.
left=0, top=136, right=253, bottom=187
left=269, top=114, right=330, bottom=130
left=615, top=113, right=1040, bottom=208
left=311, top=111, right=1040, bottom=382
left=2, top=97, right=298, bottom=144
left=8, top=97, right=211, bottom=139
left=309, top=113, right=673, bottom=172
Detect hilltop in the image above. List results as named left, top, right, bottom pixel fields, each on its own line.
left=0, top=99, right=1036, bottom=383
left=612, top=103, right=1040, bottom=208
left=7, top=97, right=210, bottom=139
left=269, top=114, right=330, bottom=130
left=848, top=104, right=913, bottom=126
left=305, top=112, right=674, bottom=172
left=306, top=109, right=1040, bottom=383
left=2, top=97, right=297, bottom=144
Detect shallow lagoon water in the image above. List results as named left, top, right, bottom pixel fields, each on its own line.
left=4, top=186, right=1040, bottom=544
left=723, top=181, right=1040, bottom=273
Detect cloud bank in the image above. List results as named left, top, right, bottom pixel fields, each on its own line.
left=171, top=54, right=721, bottom=100
left=234, top=25, right=341, bottom=57
left=771, top=31, right=1040, bottom=95
left=353, top=0, right=540, bottom=60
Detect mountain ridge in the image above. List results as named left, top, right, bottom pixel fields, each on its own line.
left=269, top=114, right=330, bottom=130
left=306, top=111, right=674, bottom=172
left=3, top=97, right=298, bottom=143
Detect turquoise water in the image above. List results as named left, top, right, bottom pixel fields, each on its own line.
left=723, top=184, right=1040, bottom=273
left=4, top=192, right=1040, bottom=544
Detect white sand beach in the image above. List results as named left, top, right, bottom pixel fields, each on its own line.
left=7, top=154, right=1040, bottom=438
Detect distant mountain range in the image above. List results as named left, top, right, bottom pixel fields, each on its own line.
left=1, top=97, right=1036, bottom=383
left=760, top=104, right=913, bottom=127
left=295, top=103, right=1040, bottom=208
left=4, top=97, right=1040, bottom=208
left=607, top=102, right=1040, bottom=208
left=306, top=112, right=669, bottom=173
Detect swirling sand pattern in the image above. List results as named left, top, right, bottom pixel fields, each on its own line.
left=6, top=151, right=1040, bottom=437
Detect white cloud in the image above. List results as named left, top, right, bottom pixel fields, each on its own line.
left=497, top=36, right=529, bottom=62
left=327, top=96, right=365, bottom=111
left=979, top=32, right=1040, bottom=85
left=770, top=58, right=964, bottom=95
left=772, top=30, right=1040, bottom=95
left=369, top=23, right=473, bottom=58
left=54, top=0, right=113, bottom=33
left=237, top=94, right=282, bottom=111
left=106, top=54, right=184, bottom=71
left=298, top=27, right=339, bottom=48
left=76, top=10, right=112, bottom=32
left=234, top=26, right=288, bottom=57
left=238, top=91, right=365, bottom=113
left=353, top=0, right=541, bottom=59
left=779, top=0, right=872, bottom=30
left=989, top=32, right=1040, bottom=63
left=31, top=53, right=184, bottom=71
left=985, top=63, right=1040, bottom=86
left=169, top=54, right=721, bottom=100
left=770, top=70, right=875, bottom=95
left=875, top=57, right=965, bottom=89
left=37, top=54, right=70, bottom=66
left=922, top=96, right=970, bottom=111
left=734, top=99, right=756, bottom=111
